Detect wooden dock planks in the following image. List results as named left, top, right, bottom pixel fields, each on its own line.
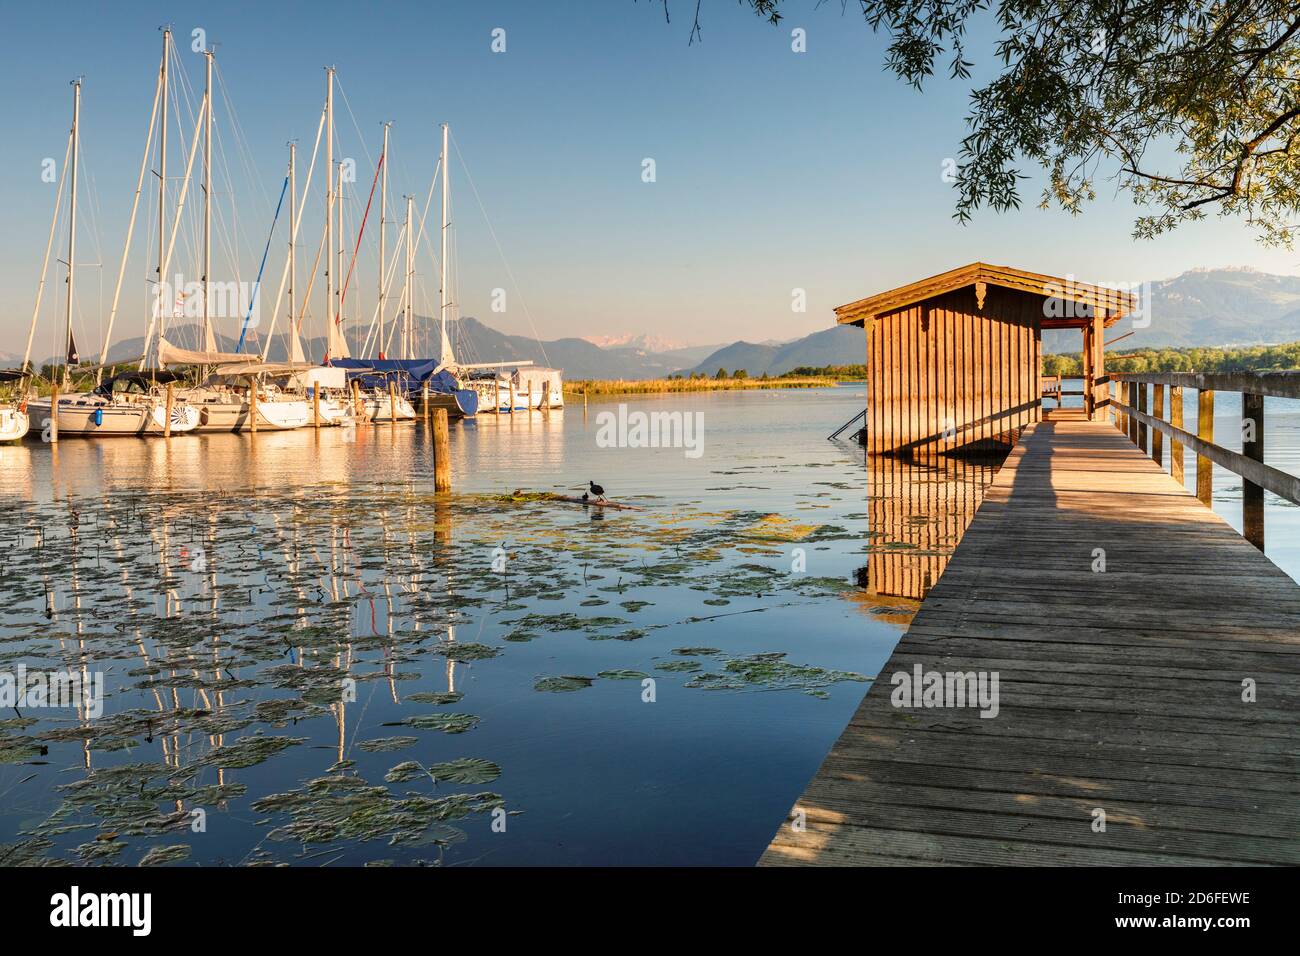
left=760, top=419, right=1300, bottom=866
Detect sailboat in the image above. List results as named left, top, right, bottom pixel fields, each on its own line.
left=329, top=123, right=477, bottom=418
left=134, top=38, right=308, bottom=432
left=25, top=76, right=199, bottom=438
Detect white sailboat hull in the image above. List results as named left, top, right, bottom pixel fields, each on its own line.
left=361, top=393, right=416, bottom=422
left=469, top=378, right=564, bottom=413
left=192, top=398, right=311, bottom=432
left=26, top=395, right=198, bottom=436
left=0, top=406, right=30, bottom=442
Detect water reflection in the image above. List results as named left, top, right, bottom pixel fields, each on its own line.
left=859, top=453, right=1004, bottom=600
left=2, top=391, right=895, bottom=866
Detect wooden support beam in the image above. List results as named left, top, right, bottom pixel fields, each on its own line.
left=1170, top=385, right=1184, bottom=485
left=1136, top=381, right=1147, bottom=452
left=1243, top=392, right=1264, bottom=551
left=1091, top=310, right=1106, bottom=422
left=1196, top=389, right=1214, bottom=506
left=1152, top=384, right=1164, bottom=467
left=164, top=383, right=174, bottom=439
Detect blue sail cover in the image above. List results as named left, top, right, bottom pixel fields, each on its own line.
left=327, top=358, right=478, bottom=415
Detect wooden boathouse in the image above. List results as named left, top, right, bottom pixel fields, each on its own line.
left=834, top=263, right=1134, bottom=455
left=762, top=267, right=1300, bottom=866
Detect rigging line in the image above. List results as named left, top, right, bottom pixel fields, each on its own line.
left=237, top=172, right=289, bottom=352
left=333, top=77, right=375, bottom=170
left=23, top=127, right=74, bottom=371
left=214, top=60, right=273, bottom=216
left=98, top=64, right=162, bottom=381
left=359, top=223, right=407, bottom=358
left=338, top=153, right=382, bottom=323
left=258, top=102, right=326, bottom=359
left=451, top=131, right=551, bottom=368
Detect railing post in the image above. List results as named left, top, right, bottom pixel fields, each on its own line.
left=1128, top=383, right=1139, bottom=445
left=1152, top=383, right=1164, bottom=467
left=1170, top=385, right=1184, bottom=485
left=1118, top=382, right=1128, bottom=434
left=1136, top=381, right=1147, bottom=452
left=1243, top=392, right=1264, bottom=551
left=1196, top=388, right=1214, bottom=506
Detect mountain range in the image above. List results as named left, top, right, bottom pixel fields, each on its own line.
left=22, top=268, right=1300, bottom=379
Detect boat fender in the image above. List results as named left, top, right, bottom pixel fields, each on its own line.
left=92, top=408, right=103, bottom=427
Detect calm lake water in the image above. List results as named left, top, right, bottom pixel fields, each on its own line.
left=1, top=385, right=1296, bottom=867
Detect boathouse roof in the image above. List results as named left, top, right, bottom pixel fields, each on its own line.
left=833, top=262, right=1136, bottom=329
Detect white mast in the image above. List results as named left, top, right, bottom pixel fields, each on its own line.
left=439, top=122, right=452, bottom=366
left=157, top=28, right=169, bottom=366
left=404, top=194, right=413, bottom=361
left=62, top=78, right=81, bottom=389
left=336, top=160, right=344, bottom=349
left=324, top=66, right=334, bottom=353
left=378, top=121, right=389, bottom=358
left=287, top=141, right=305, bottom=364
left=202, top=47, right=216, bottom=355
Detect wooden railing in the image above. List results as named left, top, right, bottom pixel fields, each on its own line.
left=1108, top=371, right=1300, bottom=551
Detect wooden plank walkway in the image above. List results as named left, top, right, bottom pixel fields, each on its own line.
left=761, top=419, right=1300, bottom=866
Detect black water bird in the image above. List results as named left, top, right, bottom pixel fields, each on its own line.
left=588, top=481, right=606, bottom=501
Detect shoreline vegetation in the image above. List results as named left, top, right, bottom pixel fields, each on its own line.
left=565, top=372, right=841, bottom=395
left=1043, top=339, right=1300, bottom=376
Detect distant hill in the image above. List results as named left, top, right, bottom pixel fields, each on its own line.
left=683, top=326, right=865, bottom=377
left=50, top=316, right=717, bottom=381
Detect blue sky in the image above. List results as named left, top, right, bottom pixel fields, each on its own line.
left=3, top=0, right=1297, bottom=360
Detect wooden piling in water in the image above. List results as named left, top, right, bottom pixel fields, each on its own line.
left=248, top=380, right=259, bottom=435
left=313, top=387, right=321, bottom=428
left=1243, top=391, right=1265, bottom=551
left=1170, top=385, right=1184, bottom=484
left=431, top=407, right=451, bottom=492
left=422, top=382, right=430, bottom=421
left=164, top=382, right=175, bottom=438
left=1196, top=388, right=1214, bottom=505
left=49, top=383, right=59, bottom=444
left=388, top=380, right=397, bottom=425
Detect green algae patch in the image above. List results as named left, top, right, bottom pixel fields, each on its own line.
left=139, top=844, right=191, bottom=867
left=533, top=675, right=595, bottom=693
left=357, top=736, right=418, bottom=753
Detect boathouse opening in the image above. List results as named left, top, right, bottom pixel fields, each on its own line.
left=835, top=263, right=1135, bottom=457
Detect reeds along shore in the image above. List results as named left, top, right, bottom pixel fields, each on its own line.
left=564, top=376, right=839, bottom=396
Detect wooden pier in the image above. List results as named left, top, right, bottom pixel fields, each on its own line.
left=763, top=416, right=1300, bottom=866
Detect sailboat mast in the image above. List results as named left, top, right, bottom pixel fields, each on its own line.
left=378, top=122, right=389, bottom=359
left=63, top=78, right=81, bottom=389
left=324, top=66, right=334, bottom=343
left=336, top=160, right=344, bottom=346
left=439, top=122, right=450, bottom=366
left=202, top=47, right=214, bottom=357
left=158, top=29, right=169, bottom=357
left=288, top=141, right=296, bottom=338
left=405, top=194, right=413, bottom=361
